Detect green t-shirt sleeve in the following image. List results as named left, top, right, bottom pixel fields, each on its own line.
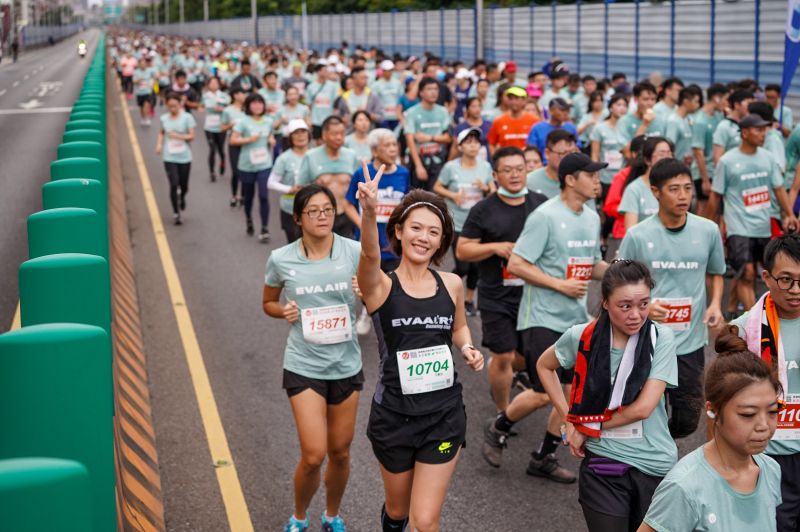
left=233, top=120, right=246, bottom=135
left=649, top=325, right=678, bottom=387
left=404, top=110, right=418, bottom=134
left=185, top=113, right=197, bottom=129
left=643, top=479, right=699, bottom=532
left=617, top=232, right=637, bottom=260
left=618, top=184, right=639, bottom=215
left=618, top=116, right=634, bottom=144
left=712, top=122, right=728, bottom=147
left=554, top=324, right=582, bottom=369
left=264, top=254, right=282, bottom=287
left=271, top=154, right=286, bottom=179
left=706, top=225, right=727, bottom=275
left=664, top=118, right=678, bottom=145
left=513, top=209, right=548, bottom=265
left=480, top=161, right=493, bottom=184
left=438, top=162, right=454, bottom=187
left=711, top=160, right=727, bottom=195
left=770, top=156, right=784, bottom=189
left=589, top=124, right=602, bottom=143
left=691, top=119, right=706, bottom=150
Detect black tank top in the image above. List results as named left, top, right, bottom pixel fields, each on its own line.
left=373, top=269, right=462, bottom=415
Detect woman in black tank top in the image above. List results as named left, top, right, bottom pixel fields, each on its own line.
left=355, top=162, right=484, bottom=532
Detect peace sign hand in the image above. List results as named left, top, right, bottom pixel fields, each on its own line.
left=355, top=160, right=386, bottom=216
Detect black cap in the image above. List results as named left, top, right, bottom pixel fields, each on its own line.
left=549, top=97, right=571, bottom=110
left=739, top=114, right=772, bottom=129
left=558, top=152, right=608, bottom=180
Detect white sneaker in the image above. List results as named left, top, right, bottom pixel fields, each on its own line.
left=356, top=307, right=372, bottom=336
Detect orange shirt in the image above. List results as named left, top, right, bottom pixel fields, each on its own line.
left=487, top=112, right=540, bottom=149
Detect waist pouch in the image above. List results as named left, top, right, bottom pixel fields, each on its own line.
left=586, top=456, right=632, bottom=477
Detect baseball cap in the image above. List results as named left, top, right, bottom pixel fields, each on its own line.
left=739, top=114, right=772, bottom=129
left=455, top=68, right=471, bottom=80
left=380, top=59, right=395, bottom=71
left=504, top=61, right=517, bottom=74
left=286, top=119, right=310, bottom=135
left=558, top=152, right=608, bottom=180
left=457, top=127, right=482, bottom=145
left=549, top=97, right=572, bottom=110
left=505, top=86, right=527, bottom=98
left=526, top=82, right=543, bottom=98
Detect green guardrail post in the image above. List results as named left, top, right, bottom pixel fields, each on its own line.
left=0, top=458, right=94, bottom=532
left=50, top=157, right=105, bottom=191
left=19, top=253, right=111, bottom=336
left=27, top=208, right=105, bottom=261
left=69, top=111, right=104, bottom=125
left=41, top=179, right=108, bottom=263
left=64, top=119, right=102, bottom=133
left=0, top=324, right=113, bottom=532
left=57, top=142, right=107, bottom=180
left=62, top=129, right=104, bottom=146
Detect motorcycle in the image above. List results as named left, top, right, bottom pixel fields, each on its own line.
left=78, top=43, right=87, bottom=58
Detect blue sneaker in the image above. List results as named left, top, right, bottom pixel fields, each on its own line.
left=321, top=514, right=346, bottom=532
left=284, top=515, right=309, bottom=532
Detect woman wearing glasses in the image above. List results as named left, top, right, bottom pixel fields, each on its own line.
left=263, top=184, right=363, bottom=532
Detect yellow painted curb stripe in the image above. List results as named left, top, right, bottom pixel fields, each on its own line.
left=10, top=301, right=20, bottom=331
left=119, top=93, right=254, bottom=532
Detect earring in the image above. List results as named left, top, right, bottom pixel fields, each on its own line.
left=706, top=410, right=716, bottom=419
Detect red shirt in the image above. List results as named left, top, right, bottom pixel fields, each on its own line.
left=603, top=167, right=631, bottom=240
left=487, top=112, right=540, bottom=149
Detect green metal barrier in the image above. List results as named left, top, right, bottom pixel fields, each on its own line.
left=64, top=119, right=102, bottom=133
left=0, top=458, right=94, bottom=532
left=56, top=142, right=107, bottom=180
left=0, top=324, right=113, bottom=532
left=50, top=157, right=105, bottom=191
left=69, top=111, right=104, bottom=125
left=41, top=179, right=108, bottom=263
left=62, top=129, right=104, bottom=146
left=19, top=253, right=111, bottom=336
left=27, top=208, right=105, bottom=261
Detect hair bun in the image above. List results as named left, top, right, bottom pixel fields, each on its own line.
left=714, top=327, right=749, bottom=356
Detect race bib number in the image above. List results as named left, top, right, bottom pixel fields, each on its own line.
left=205, top=114, right=221, bottom=127
left=600, top=420, right=643, bottom=440
left=384, top=103, right=397, bottom=115
left=167, top=139, right=187, bottom=154
left=459, top=184, right=483, bottom=209
left=301, top=304, right=351, bottom=345
left=604, top=150, right=623, bottom=170
left=775, top=395, right=800, bottom=440
left=743, top=185, right=770, bottom=212
left=314, top=96, right=331, bottom=107
left=419, top=142, right=441, bottom=156
left=566, top=257, right=593, bottom=281
left=249, top=146, right=269, bottom=165
left=376, top=196, right=402, bottom=224
left=659, top=297, right=692, bottom=332
left=502, top=266, right=524, bottom=287
left=397, top=344, right=454, bottom=395
left=138, top=80, right=150, bottom=89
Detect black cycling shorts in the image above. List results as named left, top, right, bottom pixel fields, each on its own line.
left=283, top=369, right=364, bottom=405
left=480, top=308, right=522, bottom=355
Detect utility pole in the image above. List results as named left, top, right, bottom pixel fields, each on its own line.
left=203, top=0, right=207, bottom=22
left=251, top=0, right=257, bottom=45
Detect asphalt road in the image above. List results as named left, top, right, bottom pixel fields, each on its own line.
left=113, top=83, right=710, bottom=531
left=0, top=28, right=102, bottom=331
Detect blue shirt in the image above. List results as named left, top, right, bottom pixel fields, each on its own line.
left=526, top=121, right=580, bottom=163
left=346, top=162, right=411, bottom=261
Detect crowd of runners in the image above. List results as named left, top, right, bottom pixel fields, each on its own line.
left=110, top=29, right=800, bottom=532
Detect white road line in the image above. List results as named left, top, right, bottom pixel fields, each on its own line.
left=12, top=81, right=19, bottom=87
left=0, top=107, right=72, bottom=115
left=0, top=90, right=6, bottom=98
left=23, top=75, right=29, bottom=80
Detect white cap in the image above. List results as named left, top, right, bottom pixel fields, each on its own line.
left=457, top=127, right=482, bottom=145
left=455, top=68, right=471, bottom=80
left=327, top=54, right=340, bottom=65
left=380, top=59, right=395, bottom=71
left=286, top=119, right=310, bottom=135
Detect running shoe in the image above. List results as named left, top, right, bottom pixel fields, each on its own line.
left=356, top=307, right=372, bottom=335
left=482, top=417, right=508, bottom=468
left=173, top=213, right=182, bottom=226
left=230, top=197, right=238, bottom=208
left=246, top=218, right=254, bottom=236
left=320, top=515, right=346, bottom=532
left=210, top=172, right=217, bottom=182
left=526, top=453, right=576, bottom=484
left=464, top=300, right=478, bottom=317
left=284, top=515, right=309, bottom=532
left=259, top=227, right=270, bottom=243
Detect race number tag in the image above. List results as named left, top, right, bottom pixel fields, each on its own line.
left=376, top=196, right=402, bottom=224
left=205, top=114, right=221, bottom=127
left=459, top=184, right=483, bottom=209
left=301, top=304, right=351, bottom=345
left=659, top=297, right=692, bottom=332
left=384, top=103, right=397, bottom=115
left=314, top=96, right=331, bottom=107
left=601, top=420, right=643, bottom=440
left=774, top=395, right=800, bottom=440
left=604, top=150, right=623, bottom=170
left=397, top=344, right=454, bottom=395
left=742, top=185, right=770, bottom=212
left=502, top=266, right=524, bottom=287
left=566, top=257, right=594, bottom=281
left=419, top=142, right=441, bottom=156
left=249, top=146, right=269, bottom=165
left=167, top=139, right=187, bottom=154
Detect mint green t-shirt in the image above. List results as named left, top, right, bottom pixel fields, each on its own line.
left=618, top=113, right=666, bottom=144
left=764, top=128, right=787, bottom=176
left=202, top=90, right=231, bottom=133
left=404, top=103, right=451, bottom=166
left=344, top=134, right=372, bottom=163
left=786, top=125, right=800, bottom=187
left=160, top=111, right=196, bottom=164
left=691, top=110, right=724, bottom=181
left=437, top=158, right=493, bottom=231
left=712, top=147, right=784, bottom=238
left=619, top=214, right=726, bottom=354
left=233, top=115, right=275, bottom=172
left=732, top=310, right=800, bottom=456
left=643, top=447, right=781, bottom=532
left=307, top=80, right=340, bottom=126
left=590, top=120, right=627, bottom=184
left=257, top=88, right=285, bottom=116
left=296, top=146, right=359, bottom=186
left=526, top=167, right=597, bottom=210
left=372, top=78, right=403, bottom=120
left=221, top=104, right=246, bottom=131
left=271, top=149, right=305, bottom=214
left=713, top=118, right=741, bottom=153
left=276, top=104, right=310, bottom=135
left=618, top=177, right=659, bottom=222
left=665, top=113, right=694, bottom=164
left=653, top=101, right=676, bottom=123
left=264, top=234, right=362, bottom=379
left=514, top=196, right=602, bottom=332
left=555, top=321, right=678, bottom=476
left=777, top=105, right=795, bottom=131
left=133, top=67, right=155, bottom=96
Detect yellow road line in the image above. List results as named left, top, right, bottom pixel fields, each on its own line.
left=9, top=301, right=20, bottom=331
left=118, top=92, right=254, bottom=532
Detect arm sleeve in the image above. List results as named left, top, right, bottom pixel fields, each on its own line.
left=617, top=184, right=639, bottom=215
left=267, top=157, right=292, bottom=193
left=264, top=253, right=282, bottom=287
left=711, top=159, right=727, bottom=195
left=706, top=224, right=727, bottom=275
left=649, top=325, right=678, bottom=387
left=691, top=119, right=706, bottom=149
left=554, top=325, right=581, bottom=369
left=512, top=210, right=548, bottom=265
